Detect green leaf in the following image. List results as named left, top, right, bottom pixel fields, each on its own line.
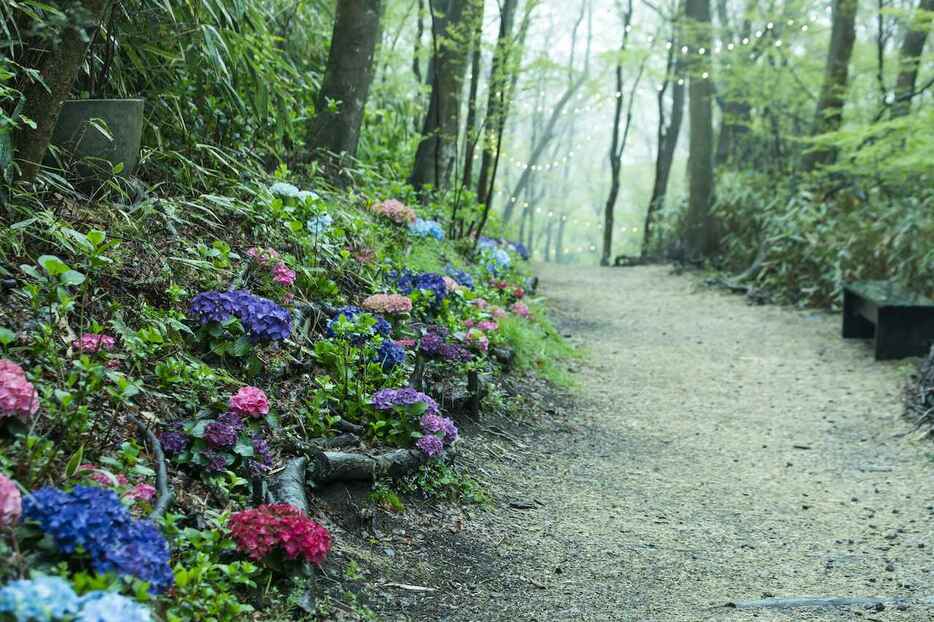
left=37, top=255, right=70, bottom=276
left=86, top=229, right=106, bottom=246
left=0, top=327, right=15, bottom=346
left=189, top=420, right=209, bottom=439
left=233, top=439, right=254, bottom=457
left=231, top=335, right=252, bottom=358
left=64, top=445, right=84, bottom=478
left=60, top=270, right=86, bottom=286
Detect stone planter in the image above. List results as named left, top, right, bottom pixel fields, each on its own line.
left=49, top=99, right=144, bottom=178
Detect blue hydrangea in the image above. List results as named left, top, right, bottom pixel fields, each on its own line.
left=445, top=265, right=474, bottom=289
left=408, top=218, right=445, bottom=240
left=77, top=592, right=152, bottom=622
left=307, top=213, right=333, bottom=235
left=189, top=290, right=291, bottom=342
left=510, top=241, right=530, bottom=260
left=374, top=340, right=406, bottom=371
left=269, top=182, right=300, bottom=198
left=326, top=306, right=391, bottom=343
left=296, top=190, right=319, bottom=202
left=22, top=487, right=173, bottom=594
left=477, top=236, right=498, bottom=250
left=0, top=575, right=80, bottom=621
left=396, top=271, right=447, bottom=307
left=485, top=248, right=512, bottom=275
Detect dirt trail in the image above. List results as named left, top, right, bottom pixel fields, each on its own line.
left=427, top=265, right=934, bottom=621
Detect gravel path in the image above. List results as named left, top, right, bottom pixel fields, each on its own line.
left=444, top=264, right=934, bottom=621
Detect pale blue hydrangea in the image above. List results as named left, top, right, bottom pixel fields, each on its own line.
left=296, top=190, right=319, bottom=202
left=408, top=218, right=445, bottom=240
left=77, top=592, right=152, bottom=622
left=269, top=182, right=300, bottom=198
left=0, top=575, right=80, bottom=621
left=485, top=248, right=512, bottom=274
left=307, top=213, right=333, bottom=235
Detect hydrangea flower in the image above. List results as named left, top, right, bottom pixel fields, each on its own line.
left=296, top=190, right=319, bottom=202
left=0, top=359, right=39, bottom=420
left=396, top=271, right=447, bottom=307
left=371, top=388, right=439, bottom=415
left=189, top=290, right=291, bottom=342
left=204, top=451, right=228, bottom=473
left=511, top=302, right=531, bottom=318
left=466, top=329, right=489, bottom=352
left=126, top=484, right=156, bottom=503
left=362, top=293, right=413, bottom=315
left=374, top=340, right=406, bottom=371
left=477, top=320, right=498, bottom=332
left=408, top=218, right=444, bottom=240
left=229, top=386, right=269, bottom=418
left=269, top=182, right=300, bottom=198
left=78, top=464, right=128, bottom=488
left=22, top=486, right=173, bottom=593
left=250, top=434, right=273, bottom=475
left=491, top=307, right=507, bottom=319
left=325, top=306, right=391, bottom=343
left=510, top=241, right=530, bottom=260
left=419, top=330, right=472, bottom=362
left=420, top=414, right=458, bottom=446
left=416, top=435, right=444, bottom=457
left=245, top=247, right=280, bottom=266
left=307, top=213, right=333, bottom=235
left=73, top=333, right=116, bottom=353
left=272, top=263, right=296, bottom=287
left=205, top=421, right=238, bottom=448
left=158, top=424, right=189, bottom=456
left=442, top=276, right=462, bottom=293
left=485, top=248, right=512, bottom=275
left=445, top=265, right=474, bottom=289
left=0, top=575, right=80, bottom=621
left=0, top=473, right=21, bottom=528
left=472, top=298, right=489, bottom=309
left=371, top=199, right=417, bottom=225
left=513, top=287, right=526, bottom=299
left=76, top=592, right=152, bottom=622
left=229, top=504, right=331, bottom=565
left=353, top=248, right=376, bottom=264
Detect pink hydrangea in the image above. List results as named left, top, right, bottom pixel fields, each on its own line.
left=78, top=464, right=128, bottom=487
left=466, top=329, right=489, bottom=352
left=272, top=263, right=296, bottom=287
left=490, top=307, right=507, bottom=319
left=0, top=359, right=39, bottom=419
left=511, top=302, right=531, bottom=318
left=126, top=483, right=157, bottom=503
left=282, top=292, right=295, bottom=305
left=395, top=339, right=417, bottom=348
left=371, top=199, right=417, bottom=225
left=0, top=473, right=21, bottom=528
left=477, top=320, right=498, bottom=332
left=472, top=298, right=489, bottom=309
left=353, top=248, right=376, bottom=264
left=442, top=276, right=463, bottom=293
left=464, top=319, right=475, bottom=328
left=229, top=386, right=270, bottom=418
left=73, top=333, right=116, bottom=353
left=362, top=293, right=413, bottom=315
left=246, top=247, right=280, bottom=265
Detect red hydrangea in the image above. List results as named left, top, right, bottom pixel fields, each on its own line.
left=229, top=504, right=331, bottom=565
left=0, top=359, right=39, bottom=420
left=229, top=386, right=269, bottom=418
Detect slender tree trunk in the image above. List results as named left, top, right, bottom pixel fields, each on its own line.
left=413, top=0, right=425, bottom=83
left=307, top=0, right=383, bottom=162
left=476, top=0, right=520, bottom=207
left=14, top=0, right=112, bottom=182
left=556, top=214, right=568, bottom=263
left=891, top=0, right=934, bottom=118
left=803, top=0, right=858, bottom=171
left=683, top=0, right=717, bottom=259
left=411, top=0, right=477, bottom=192
left=461, top=0, right=485, bottom=190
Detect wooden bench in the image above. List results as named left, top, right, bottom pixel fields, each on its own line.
left=843, top=281, right=934, bottom=360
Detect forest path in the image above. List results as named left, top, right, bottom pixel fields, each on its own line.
left=442, top=264, right=934, bottom=621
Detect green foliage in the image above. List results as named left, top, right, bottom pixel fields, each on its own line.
left=401, top=462, right=489, bottom=506
left=497, top=310, right=577, bottom=387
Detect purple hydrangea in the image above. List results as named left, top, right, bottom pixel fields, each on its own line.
left=420, top=328, right=472, bottom=362
left=420, top=413, right=458, bottom=446
left=375, top=340, right=406, bottom=371
left=396, top=271, right=448, bottom=307
left=158, top=426, right=189, bottom=456
left=22, top=486, right=173, bottom=593
left=372, top=387, right=439, bottom=415
left=189, top=290, right=291, bottom=342
left=250, top=434, right=273, bottom=475
left=441, top=417, right=459, bottom=444
left=204, top=450, right=228, bottom=473
left=445, top=265, right=475, bottom=289
left=416, top=435, right=444, bottom=457
left=217, top=411, right=244, bottom=433
left=205, top=421, right=237, bottom=448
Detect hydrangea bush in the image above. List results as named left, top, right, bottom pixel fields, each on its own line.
left=229, top=504, right=331, bottom=565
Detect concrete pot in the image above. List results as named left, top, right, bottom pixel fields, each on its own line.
left=49, top=99, right=144, bottom=178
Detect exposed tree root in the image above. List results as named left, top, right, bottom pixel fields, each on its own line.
left=126, top=414, right=173, bottom=520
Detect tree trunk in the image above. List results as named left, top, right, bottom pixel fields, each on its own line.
left=410, top=0, right=475, bottom=192
left=14, top=0, right=112, bottom=182
left=556, top=214, right=568, bottom=263
left=475, top=0, right=520, bottom=207
left=803, top=0, right=858, bottom=171
left=460, top=0, right=485, bottom=190
left=413, top=0, right=425, bottom=83
left=307, top=0, right=383, bottom=162
left=683, top=0, right=717, bottom=260
left=891, top=0, right=934, bottom=118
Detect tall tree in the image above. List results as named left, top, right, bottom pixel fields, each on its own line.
left=714, top=0, right=755, bottom=165
left=14, top=0, right=112, bottom=182
left=644, top=0, right=685, bottom=257
left=460, top=0, right=485, bottom=190
left=410, top=0, right=477, bottom=192
left=307, top=0, right=383, bottom=162
left=683, top=0, right=717, bottom=259
left=475, top=0, right=521, bottom=208
left=891, top=0, right=934, bottom=118
left=803, top=0, right=858, bottom=171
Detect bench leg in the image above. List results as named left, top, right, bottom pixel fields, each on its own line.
left=842, top=290, right=874, bottom=339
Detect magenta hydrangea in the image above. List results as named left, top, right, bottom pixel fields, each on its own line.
left=0, top=359, right=39, bottom=420
left=229, top=386, right=269, bottom=418
left=73, top=333, right=116, bottom=353
left=272, top=263, right=296, bottom=287
left=0, top=473, right=21, bottom=528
